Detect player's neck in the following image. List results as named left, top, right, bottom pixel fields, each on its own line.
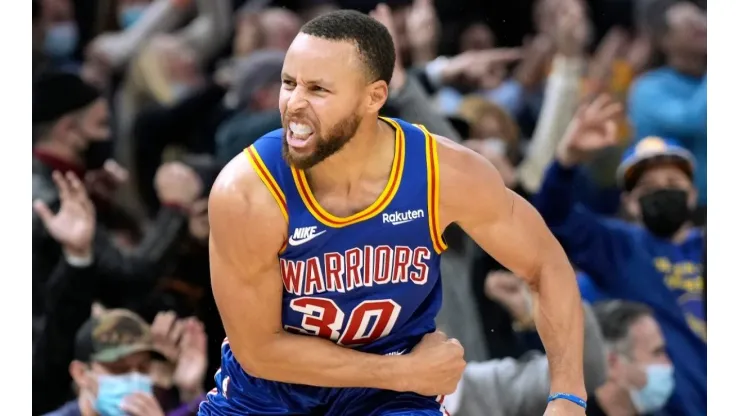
left=308, top=118, right=395, bottom=189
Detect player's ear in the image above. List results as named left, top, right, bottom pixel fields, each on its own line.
left=365, top=80, right=389, bottom=114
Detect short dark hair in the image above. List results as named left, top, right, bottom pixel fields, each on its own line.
left=593, top=300, right=654, bottom=354
left=300, top=10, right=396, bottom=85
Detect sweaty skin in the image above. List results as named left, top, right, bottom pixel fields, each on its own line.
left=208, top=128, right=586, bottom=399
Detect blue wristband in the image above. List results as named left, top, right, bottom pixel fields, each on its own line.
left=547, top=393, right=587, bottom=409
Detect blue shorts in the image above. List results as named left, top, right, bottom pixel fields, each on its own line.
left=197, top=370, right=448, bottom=415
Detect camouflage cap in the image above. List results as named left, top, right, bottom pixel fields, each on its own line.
left=74, top=309, right=163, bottom=363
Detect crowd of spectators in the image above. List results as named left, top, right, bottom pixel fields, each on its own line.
left=31, top=0, right=706, bottom=415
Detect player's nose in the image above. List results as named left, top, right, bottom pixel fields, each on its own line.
left=285, top=87, right=309, bottom=112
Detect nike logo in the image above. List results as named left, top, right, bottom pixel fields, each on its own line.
left=288, top=226, right=327, bottom=246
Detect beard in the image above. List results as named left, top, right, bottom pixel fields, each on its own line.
left=282, top=112, right=362, bottom=170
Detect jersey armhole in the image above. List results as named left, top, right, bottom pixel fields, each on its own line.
left=416, top=124, right=449, bottom=254
left=244, top=146, right=289, bottom=253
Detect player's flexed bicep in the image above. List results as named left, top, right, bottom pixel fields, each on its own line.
left=208, top=155, right=288, bottom=375
left=436, top=136, right=588, bottom=415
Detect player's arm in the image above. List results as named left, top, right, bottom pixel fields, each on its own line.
left=209, top=155, right=410, bottom=390
left=436, top=136, right=587, bottom=400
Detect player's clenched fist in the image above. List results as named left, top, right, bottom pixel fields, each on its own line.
left=404, top=331, right=466, bottom=396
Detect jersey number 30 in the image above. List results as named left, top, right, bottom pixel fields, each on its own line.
left=286, top=297, right=402, bottom=346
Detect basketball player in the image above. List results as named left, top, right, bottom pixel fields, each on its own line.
left=200, top=10, right=587, bottom=416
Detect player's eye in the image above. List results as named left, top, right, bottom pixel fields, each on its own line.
left=310, top=86, right=328, bottom=93
left=282, top=80, right=296, bottom=88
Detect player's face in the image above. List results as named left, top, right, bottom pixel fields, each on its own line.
left=279, top=33, right=368, bottom=169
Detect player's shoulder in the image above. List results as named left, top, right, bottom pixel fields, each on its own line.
left=250, top=128, right=285, bottom=154
left=432, top=133, right=493, bottom=181
left=209, top=149, right=285, bottom=226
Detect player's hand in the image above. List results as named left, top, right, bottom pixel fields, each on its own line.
left=543, top=398, right=587, bottom=415
left=556, top=94, right=622, bottom=168
left=172, top=317, right=208, bottom=401
left=120, top=392, right=166, bottom=416
left=154, top=161, right=203, bottom=209
left=405, top=331, right=466, bottom=396
left=34, top=171, right=96, bottom=257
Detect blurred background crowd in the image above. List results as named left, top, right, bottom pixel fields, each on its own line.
left=31, top=0, right=707, bottom=415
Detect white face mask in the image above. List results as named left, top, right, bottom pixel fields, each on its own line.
left=629, top=363, right=675, bottom=414
left=481, top=137, right=508, bottom=156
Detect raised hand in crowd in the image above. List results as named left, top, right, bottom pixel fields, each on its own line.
left=440, top=48, right=523, bottom=89
left=587, top=27, right=630, bottom=92
left=625, top=34, right=653, bottom=75
left=484, top=271, right=535, bottom=330
left=553, top=0, right=590, bottom=58
left=151, top=311, right=183, bottom=363
left=150, top=311, right=208, bottom=401
left=556, top=94, right=622, bottom=167
left=512, top=35, right=554, bottom=90
left=172, top=318, right=208, bottom=401
left=85, top=159, right=130, bottom=202
left=34, top=171, right=96, bottom=258
left=405, top=0, right=440, bottom=65
left=188, top=198, right=210, bottom=241
left=120, top=392, right=166, bottom=416
left=154, top=161, right=204, bottom=210
left=370, top=3, right=407, bottom=91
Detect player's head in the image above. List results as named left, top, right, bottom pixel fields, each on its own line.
left=279, top=10, right=395, bottom=169
left=617, top=136, right=697, bottom=239
left=69, top=309, right=162, bottom=411
left=594, top=301, right=674, bottom=414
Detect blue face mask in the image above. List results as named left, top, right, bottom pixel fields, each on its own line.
left=44, top=22, right=79, bottom=59
left=630, top=364, right=675, bottom=414
left=118, top=5, right=148, bottom=29
left=95, top=372, right=153, bottom=416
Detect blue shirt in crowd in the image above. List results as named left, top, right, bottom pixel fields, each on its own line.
left=576, top=271, right=610, bottom=304
left=628, top=68, right=707, bottom=204
left=533, top=161, right=706, bottom=416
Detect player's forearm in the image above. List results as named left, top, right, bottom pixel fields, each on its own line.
left=532, top=252, right=587, bottom=398
left=236, top=332, right=411, bottom=390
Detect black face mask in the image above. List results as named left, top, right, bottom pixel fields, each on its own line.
left=84, top=140, right=113, bottom=170
left=638, top=189, right=691, bottom=238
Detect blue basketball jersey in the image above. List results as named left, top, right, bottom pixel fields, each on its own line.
left=200, top=117, right=449, bottom=415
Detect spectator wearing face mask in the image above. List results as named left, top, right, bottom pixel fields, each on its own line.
left=590, top=301, right=675, bottom=416
left=533, top=95, right=705, bottom=416
left=38, top=0, right=82, bottom=72
left=33, top=72, right=111, bottom=327
left=629, top=0, right=707, bottom=213
left=33, top=73, right=204, bottom=344
left=43, top=309, right=167, bottom=416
